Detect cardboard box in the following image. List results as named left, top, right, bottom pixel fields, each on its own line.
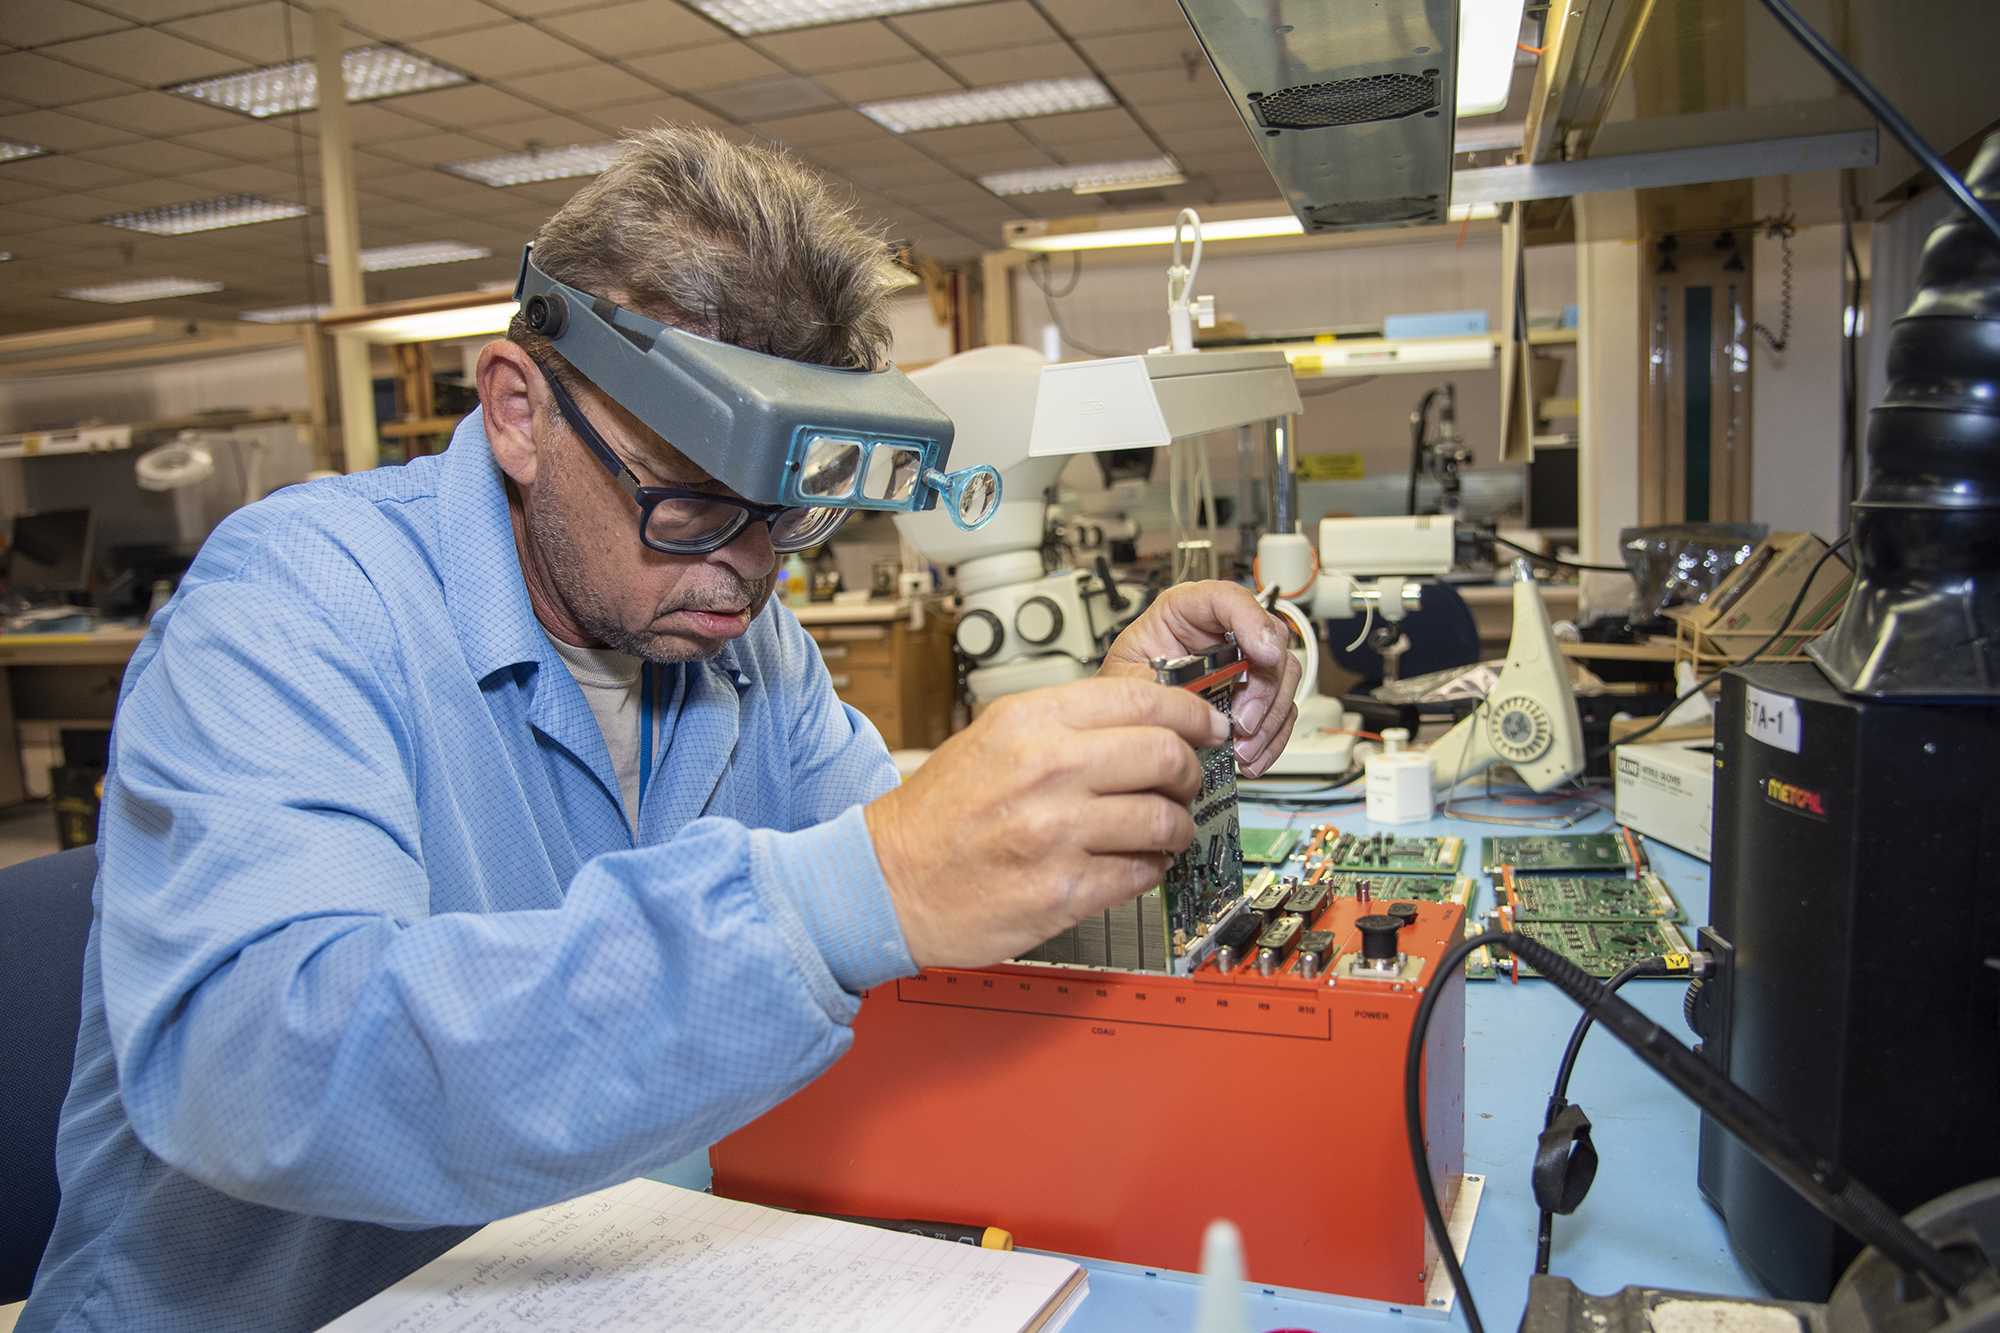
left=1667, top=531, right=1853, bottom=668
left=1615, top=738, right=1716, bottom=861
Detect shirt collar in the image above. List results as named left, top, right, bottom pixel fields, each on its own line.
left=437, top=410, right=557, bottom=683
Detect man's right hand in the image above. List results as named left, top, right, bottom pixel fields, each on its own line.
left=864, top=676, right=1227, bottom=970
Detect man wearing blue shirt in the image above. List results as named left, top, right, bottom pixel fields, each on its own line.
left=21, top=126, right=1299, bottom=1332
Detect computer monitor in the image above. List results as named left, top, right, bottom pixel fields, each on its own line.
left=9, top=509, right=95, bottom=596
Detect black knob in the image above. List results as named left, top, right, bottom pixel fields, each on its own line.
left=955, top=608, right=1004, bottom=660
left=1684, top=980, right=1707, bottom=1037
left=1387, top=902, right=1420, bottom=930
left=523, top=291, right=567, bottom=337
left=1356, top=913, right=1403, bottom=962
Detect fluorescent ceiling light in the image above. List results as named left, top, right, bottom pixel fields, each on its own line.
left=171, top=46, right=466, bottom=118
left=240, top=304, right=332, bottom=323
left=1010, top=213, right=1304, bottom=252
left=101, top=195, right=309, bottom=236
left=60, top=277, right=225, bottom=304
left=328, top=302, right=518, bottom=344
left=861, top=77, right=1115, bottom=133
left=980, top=156, right=1183, bottom=197
left=1458, top=0, right=1530, bottom=116
left=692, top=0, right=970, bottom=34
left=0, top=141, right=49, bottom=163
left=443, top=142, right=622, bottom=187
left=318, top=241, right=492, bottom=272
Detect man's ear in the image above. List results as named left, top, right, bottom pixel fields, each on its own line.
left=478, top=340, right=541, bottom=486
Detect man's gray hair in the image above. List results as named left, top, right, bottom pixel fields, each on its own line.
left=511, top=124, right=899, bottom=371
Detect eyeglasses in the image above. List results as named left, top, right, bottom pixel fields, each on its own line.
left=535, top=360, right=852, bottom=556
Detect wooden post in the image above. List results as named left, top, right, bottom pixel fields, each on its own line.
left=313, top=7, right=375, bottom=473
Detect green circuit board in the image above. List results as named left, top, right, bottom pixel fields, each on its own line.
left=1480, top=832, right=1635, bottom=874
left=1240, top=827, right=1302, bottom=864
left=1317, top=873, right=1475, bottom=908
left=1502, top=872, right=1683, bottom=923
left=1508, top=918, right=1692, bottom=979
left=1314, top=829, right=1463, bottom=875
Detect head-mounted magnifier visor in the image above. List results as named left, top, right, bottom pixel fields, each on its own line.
left=513, top=246, right=1000, bottom=531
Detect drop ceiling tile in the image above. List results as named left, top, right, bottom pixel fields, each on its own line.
left=386, top=83, right=548, bottom=129
left=931, top=140, right=1053, bottom=172
left=1023, top=108, right=1141, bottom=144
left=904, top=121, right=1042, bottom=158
left=539, top=1, right=722, bottom=56
left=0, top=153, right=141, bottom=191
left=834, top=154, right=969, bottom=189
left=503, top=178, right=589, bottom=206
left=940, top=41, right=1087, bottom=86
left=467, top=114, right=606, bottom=150
left=750, top=20, right=919, bottom=73
left=1038, top=0, right=1187, bottom=38
left=894, top=180, right=1016, bottom=213
left=372, top=130, right=510, bottom=165
left=584, top=94, right=725, bottom=133
left=624, top=42, right=788, bottom=92
left=326, top=0, right=512, bottom=42
left=1108, top=63, right=1223, bottom=107
left=749, top=107, right=880, bottom=147
left=75, top=138, right=241, bottom=176
left=295, top=102, right=438, bottom=145
left=801, top=132, right=933, bottom=170
left=0, top=108, right=141, bottom=152
left=1128, top=98, right=1240, bottom=133
left=177, top=161, right=313, bottom=195
left=702, top=76, right=838, bottom=120
left=0, top=97, right=33, bottom=116
left=409, top=22, right=590, bottom=79
left=817, top=59, right=959, bottom=102
left=3, top=1, right=134, bottom=48
left=0, top=51, right=140, bottom=106
left=1075, top=27, right=1204, bottom=73
left=886, top=2, right=1057, bottom=55
left=1157, top=124, right=1250, bottom=157
left=41, top=28, right=248, bottom=84
left=500, top=61, right=661, bottom=109
left=0, top=178, right=59, bottom=206
left=66, top=88, right=244, bottom=135
left=1049, top=131, right=1170, bottom=163
left=176, top=119, right=318, bottom=161
left=161, top=6, right=370, bottom=66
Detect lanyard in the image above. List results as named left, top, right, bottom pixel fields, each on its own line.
left=636, top=661, right=656, bottom=818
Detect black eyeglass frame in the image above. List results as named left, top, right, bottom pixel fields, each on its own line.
left=533, top=359, right=851, bottom=556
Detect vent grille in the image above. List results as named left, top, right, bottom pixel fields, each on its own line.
left=1251, top=73, right=1439, bottom=129
left=1305, top=197, right=1439, bottom=227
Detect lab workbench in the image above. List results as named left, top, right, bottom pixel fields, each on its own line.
left=668, top=797, right=1764, bottom=1332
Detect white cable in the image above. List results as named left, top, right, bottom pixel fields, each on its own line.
left=1343, top=599, right=1376, bottom=652
left=1166, top=209, right=1204, bottom=354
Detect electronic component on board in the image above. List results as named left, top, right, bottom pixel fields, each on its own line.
left=1284, top=879, right=1332, bottom=922
left=1255, top=914, right=1304, bottom=976
left=1296, top=930, right=1335, bottom=979
left=1247, top=878, right=1292, bottom=923
left=1213, top=912, right=1261, bottom=973
left=1500, top=870, right=1684, bottom=922
left=1481, top=831, right=1636, bottom=875
left=1317, top=829, right=1463, bottom=874
left=1318, top=873, right=1476, bottom=908
left=1508, top=917, right=1693, bottom=979
left=1239, top=827, right=1301, bottom=864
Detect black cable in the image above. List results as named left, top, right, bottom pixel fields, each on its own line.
left=1750, top=220, right=1795, bottom=354
left=1589, top=532, right=1851, bottom=759
left=1024, top=253, right=1129, bottom=358
left=1535, top=956, right=1678, bottom=1274
left=1029, top=251, right=1082, bottom=299
left=1489, top=533, right=1627, bottom=574
left=1407, top=930, right=1983, bottom=1333
left=1754, top=0, right=2000, bottom=251
left=1407, top=388, right=1441, bottom=516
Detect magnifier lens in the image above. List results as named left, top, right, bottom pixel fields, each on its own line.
left=862, top=445, right=924, bottom=503
left=770, top=505, right=850, bottom=552
left=798, top=435, right=862, bottom=499
left=955, top=470, right=998, bottom=525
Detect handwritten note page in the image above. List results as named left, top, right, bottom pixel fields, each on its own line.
left=316, top=1179, right=1086, bottom=1333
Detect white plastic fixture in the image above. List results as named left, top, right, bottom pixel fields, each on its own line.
left=443, top=143, right=623, bottom=187
left=171, top=46, right=466, bottom=118
left=1458, top=0, right=1531, bottom=116
left=101, top=195, right=308, bottom=236
left=861, top=77, right=1115, bottom=133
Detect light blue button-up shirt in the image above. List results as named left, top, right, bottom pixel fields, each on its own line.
left=21, top=414, right=912, bottom=1333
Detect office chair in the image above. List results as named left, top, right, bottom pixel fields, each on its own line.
left=0, top=846, right=98, bottom=1305
left=1327, top=581, right=1483, bottom=686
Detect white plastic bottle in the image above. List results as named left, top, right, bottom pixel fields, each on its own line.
left=1365, top=728, right=1436, bottom=824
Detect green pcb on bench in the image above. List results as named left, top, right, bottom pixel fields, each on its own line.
left=1503, top=873, right=1683, bottom=922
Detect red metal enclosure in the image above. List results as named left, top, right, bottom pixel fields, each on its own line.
left=713, top=898, right=1466, bottom=1305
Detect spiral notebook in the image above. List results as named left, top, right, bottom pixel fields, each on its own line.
left=314, top=1177, right=1087, bottom=1333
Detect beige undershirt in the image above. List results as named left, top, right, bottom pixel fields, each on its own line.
left=543, top=632, right=648, bottom=831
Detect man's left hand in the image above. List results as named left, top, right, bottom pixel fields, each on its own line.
left=1097, top=581, right=1303, bottom=776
